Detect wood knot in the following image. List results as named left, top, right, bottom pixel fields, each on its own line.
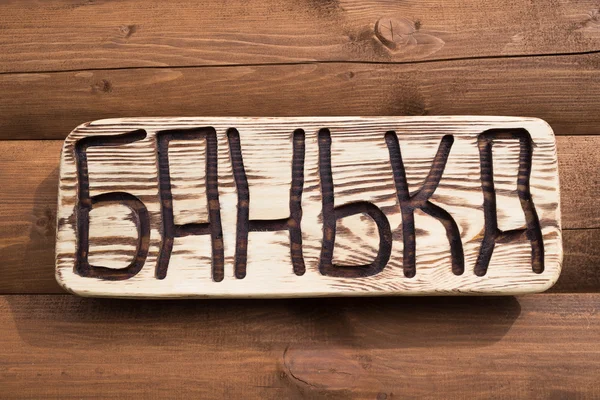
left=119, top=24, right=137, bottom=38
left=585, top=8, right=600, bottom=27
left=91, top=79, right=112, bottom=94
left=33, top=206, right=56, bottom=237
left=36, top=216, right=48, bottom=228
left=375, top=17, right=418, bottom=50
left=337, top=71, right=355, bottom=80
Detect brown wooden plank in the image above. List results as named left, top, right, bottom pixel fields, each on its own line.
left=557, top=136, right=600, bottom=230
left=1, top=54, right=600, bottom=140
left=0, top=141, right=61, bottom=294
left=0, top=138, right=599, bottom=294
left=550, top=229, right=600, bottom=293
left=0, top=294, right=598, bottom=398
left=1, top=0, right=600, bottom=73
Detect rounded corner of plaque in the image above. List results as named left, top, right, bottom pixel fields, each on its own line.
left=530, top=117, right=556, bottom=138
left=54, top=267, right=78, bottom=296
left=69, top=121, right=93, bottom=135
left=540, top=261, right=563, bottom=293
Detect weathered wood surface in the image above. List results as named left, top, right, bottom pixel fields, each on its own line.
left=2, top=55, right=600, bottom=140
left=4, top=136, right=600, bottom=294
left=1, top=0, right=599, bottom=396
left=0, top=294, right=599, bottom=399
left=1, top=0, right=599, bottom=72
left=54, top=117, right=561, bottom=297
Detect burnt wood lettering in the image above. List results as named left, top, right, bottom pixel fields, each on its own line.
left=56, top=117, right=562, bottom=298
left=475, top=128, right=544, bottom=276
left=318, top=128, right=392, bottom=278
left=385, top=132, right=464, bottom=278
left=155, top=128, right=224, bottom=282
left=228, top=128, right=306, bottom=279
left=73, top=129, right=150, bottom=280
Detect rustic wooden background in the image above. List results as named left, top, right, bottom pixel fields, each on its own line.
left=0, top=1, right=599, bottom=398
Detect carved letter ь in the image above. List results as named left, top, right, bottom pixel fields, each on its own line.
left=57, top=117, right=562, bottom=298
left=318, top=128, right=393, bottom=278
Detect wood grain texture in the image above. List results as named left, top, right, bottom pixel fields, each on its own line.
left=0, top=0, right=599, bottom=72
left=54, top=117, right=561, bottom=297
left=0, top=0, right=597, bottom=396
left=0, top=294, right=599, bottom=399
left=2, top=55, right=600, bottom=140
left=550, top=229, right=600, bottom=293
left=0, top=139, right=596, bottom=295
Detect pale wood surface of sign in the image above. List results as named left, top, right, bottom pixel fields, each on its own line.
left=55, top=117, right=562, bottom=298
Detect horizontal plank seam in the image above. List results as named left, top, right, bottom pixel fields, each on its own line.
left=0, top=130, right=598, bottom=144
left=2, top=48, right=600, bottom=76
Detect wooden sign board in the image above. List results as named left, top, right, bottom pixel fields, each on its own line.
left=56, top=117, right=562, bottom=298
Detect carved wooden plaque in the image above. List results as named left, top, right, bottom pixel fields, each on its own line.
left=56, top=117, right=562, bottom=298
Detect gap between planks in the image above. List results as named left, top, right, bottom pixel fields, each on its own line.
left=1, top=49, right=600, bottom=77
